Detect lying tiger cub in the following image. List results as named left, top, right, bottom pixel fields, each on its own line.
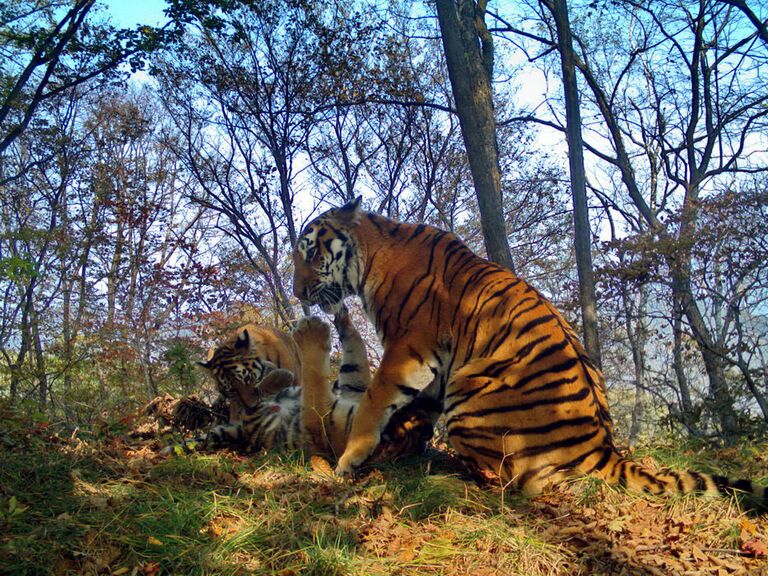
left=169, top=308, right=433, bottom=462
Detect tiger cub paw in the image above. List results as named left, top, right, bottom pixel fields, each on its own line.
left=293, top=316, right=332, bottom=356
left=258, top=368, right=296, bottom=395
left=332, top=304, right=353, bottom=338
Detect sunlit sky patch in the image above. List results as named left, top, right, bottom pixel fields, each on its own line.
left=102, top=0, right=169, bottom=28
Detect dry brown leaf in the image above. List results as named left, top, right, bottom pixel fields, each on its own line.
left=310, top=455, right=334, bottom=476
left=141, top=562, right=160, bottom=576
left=398, top=545, right=418, bottom=563
left=691, top=544, right=707, bottom=562
left=740, top=517, right=758, bottom=537
left=739, top=537, right=768, bottom=558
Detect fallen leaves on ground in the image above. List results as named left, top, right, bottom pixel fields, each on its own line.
left=3, top=402, right=768, bottom=576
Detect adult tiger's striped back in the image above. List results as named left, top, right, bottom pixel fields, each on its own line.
left=292, top=198, right=767, bottom=509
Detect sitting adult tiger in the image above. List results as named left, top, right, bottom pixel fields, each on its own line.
left=292, top=197, right=767, bottom=508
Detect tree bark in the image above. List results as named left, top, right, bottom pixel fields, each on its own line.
left=673, top=179, right=739, bottom=439
left=30, top=302, right=47, bottom=411
left=547, top=0, right=602, bottom=367
left=435, top=0, right=515, bottom=271
left=672, top=302, right=696, bottom=431
left=625, top=283, right=648, bottom=445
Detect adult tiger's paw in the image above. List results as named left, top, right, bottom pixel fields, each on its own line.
left=334, top=432, right=380, bottom=476
left=334, top=460, right=355, bottom=476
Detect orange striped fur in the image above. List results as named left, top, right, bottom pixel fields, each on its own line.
left=292, top=198, right=766, bottom=509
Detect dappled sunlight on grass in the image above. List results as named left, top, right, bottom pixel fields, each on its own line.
left=1, top=405, right=767, bottom=575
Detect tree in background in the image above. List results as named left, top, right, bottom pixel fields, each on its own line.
left=0, top=0, right=765, bottom=447
left=502, top=0, right=768, bottom=438
left=435, top=0, right=515, bottom=271
left=0, top=0, right=163, bottom=161
left=540, top=0, right=602, bottom=367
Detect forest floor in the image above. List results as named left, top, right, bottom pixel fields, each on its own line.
left=1, top=402, right=767, bottom=576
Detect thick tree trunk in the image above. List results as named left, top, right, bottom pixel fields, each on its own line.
left=548, top=0, right=602, bottom=367
left=435, top=0, right=515, bottom=271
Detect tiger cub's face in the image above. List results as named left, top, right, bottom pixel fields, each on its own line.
left=199, top=329, right=290, bottom=404
left=293, top=199, right=362, bottom=313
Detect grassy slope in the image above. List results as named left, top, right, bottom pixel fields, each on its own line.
left=1, top=405, right=767, bottom=576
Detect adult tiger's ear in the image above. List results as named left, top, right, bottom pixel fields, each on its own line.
left=333, top=195, right=362, bottom=226
left=235, top=328, right=250, bottom=350
left=197, top=360, right=212, bottom=370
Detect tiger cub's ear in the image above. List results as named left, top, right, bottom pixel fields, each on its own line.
left=332, top=195, right=362, bottom=226
left=235, top=328, right=251, bottom=350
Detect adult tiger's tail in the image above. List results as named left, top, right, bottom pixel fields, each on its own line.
left=588, top=448, right=768, bottom=511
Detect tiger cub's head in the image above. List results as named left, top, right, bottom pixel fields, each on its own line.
left=293, top=197, right=363, bottom=313
left=199, top=328, right=296, bottom=409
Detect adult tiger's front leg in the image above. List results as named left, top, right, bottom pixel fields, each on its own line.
left=335, top=343, right=436, bottom=475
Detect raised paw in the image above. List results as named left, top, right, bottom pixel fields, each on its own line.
left=293, top=316, right=331, bottom=354
left=258, top=368, right=295, bottom=395
left=332, top=304, right=353, bottom=337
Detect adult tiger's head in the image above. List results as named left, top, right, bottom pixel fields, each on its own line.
left=293, top=197, right=363, bottom=313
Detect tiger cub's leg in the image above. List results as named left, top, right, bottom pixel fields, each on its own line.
left=334, top=306, right=435, bottom=462
left=292, top=316, right=333, bottom=454
left=333, top=305, right=372, bottom=392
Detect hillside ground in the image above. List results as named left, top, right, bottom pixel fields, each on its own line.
left=1, top=403, right=767, bottom=576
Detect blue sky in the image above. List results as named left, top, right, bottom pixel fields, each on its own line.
left=101, top=0, right=169, bottom=28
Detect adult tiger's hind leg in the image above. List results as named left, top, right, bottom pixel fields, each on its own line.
left=292, top=316, right=333, bottom=454
left=443, top=358, right=611, bottom=495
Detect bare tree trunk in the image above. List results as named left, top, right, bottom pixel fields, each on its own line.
left=106, top=215, right=123, bottom=327
left=62, top=274, right=74, bottom=420
left=546, top=0, right=602, bottom=367
left=9, top=321, right=30, bottom=403
left=625, top=283, right=648, bottom=445
left=435, top=0, right=515, bottom=271
left=276, top=157, right=310, bottom=318
left=672, top=299, right=697, bottom=433
left=30, top=303, right=47, bottom=411
left=733, top=309, right=768, bottom=422
left=10, top=284, right=34, bottom=402
left=142, top=337, right=158, bottom=400
left=673, top=188, right=739, bottom=439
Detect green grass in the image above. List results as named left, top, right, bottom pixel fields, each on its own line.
left=1, top=407, right=766, bottom=575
